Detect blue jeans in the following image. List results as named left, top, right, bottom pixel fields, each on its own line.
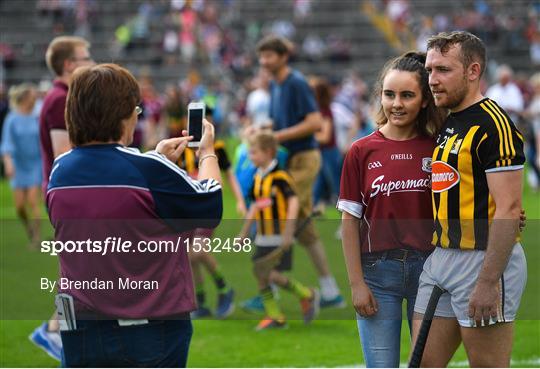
left=61, top=318, right=193, bottom=367
left=313, top=147, right=342, bottom=205
left=356, top=252, right=427, bottom=368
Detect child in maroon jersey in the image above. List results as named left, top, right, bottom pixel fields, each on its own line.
left=337, top=52, right=446, bottom=368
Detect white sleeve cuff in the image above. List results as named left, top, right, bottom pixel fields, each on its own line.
left=336, top=199, right=364, bottom=219
left=485, top=165, right=524, bottom=173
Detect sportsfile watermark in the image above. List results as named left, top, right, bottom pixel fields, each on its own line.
left=0, top=218, right=538, bottom=320
left=40, top=237, right=253, bottom=256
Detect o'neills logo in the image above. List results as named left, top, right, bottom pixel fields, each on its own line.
left=431, top=161, right=460, bottom=193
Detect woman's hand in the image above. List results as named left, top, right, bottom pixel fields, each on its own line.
left=197, top=119, right=216, bottom=157
left=351, top=282, right=378, bottom=318
left=3, top=157, right=14, bottom=178
left=155, top=132, right=192, bottom=163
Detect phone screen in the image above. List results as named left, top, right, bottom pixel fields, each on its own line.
left=188, top=109, right=203, bottom=141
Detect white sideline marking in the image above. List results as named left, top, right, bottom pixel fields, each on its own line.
left=333, top=357, right=540, bottom=368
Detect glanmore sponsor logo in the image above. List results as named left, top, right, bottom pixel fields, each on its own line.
left=431, top=161, right=460, bottom=193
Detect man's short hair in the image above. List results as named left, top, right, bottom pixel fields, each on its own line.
left=256, top=35, right=293, bottom=56
left=66, top=63, right=141, bottom=146
left=427, top=31, right=487, bottom=77
left=45, top=36, right=90, bottom=76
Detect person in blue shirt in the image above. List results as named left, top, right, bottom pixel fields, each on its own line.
left=256, top=35, right=344, bottom=308
left=1, top=83, right=42, bottom=248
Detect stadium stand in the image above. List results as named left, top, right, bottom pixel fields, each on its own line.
left=0, top=0, right=537, bottom=88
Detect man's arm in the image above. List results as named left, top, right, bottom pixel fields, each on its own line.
left=50, top=129, right=71, bottom=158
left=480, top=169, right=522, bottom=282
left=468, top=169, right=522, bottom=324
left=274, top=111, right=322, bottom=143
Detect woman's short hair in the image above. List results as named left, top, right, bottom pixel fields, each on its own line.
left=66, top=63, right=141, bottom=146
left=8, top=83, right=36, bottom=110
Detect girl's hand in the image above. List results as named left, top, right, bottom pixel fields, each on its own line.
left=351, top=282, right=379, bottom=317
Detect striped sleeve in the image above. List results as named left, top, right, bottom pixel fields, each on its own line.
left=273, top=171, right=296, bottom=199
left=117, top=147, right=223, bottom=227
left=477, top=99, right=525, bottom=172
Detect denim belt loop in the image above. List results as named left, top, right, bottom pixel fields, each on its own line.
left=381, top=251, right=388, bottom=261
left=398, top=249, right=409, bottom=262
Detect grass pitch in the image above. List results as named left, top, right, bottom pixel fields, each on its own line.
left=0, top=162, right=539, bottom=367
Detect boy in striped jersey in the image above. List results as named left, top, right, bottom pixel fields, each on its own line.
left=240, top=131, right=320, bottom=330
left=412, top=31, right=527, bottom=367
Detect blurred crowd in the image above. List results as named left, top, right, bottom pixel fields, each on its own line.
left=2, top=61, right=540, bottom=208
left=0, top=0, right=351, bottom=73
left=3, top=0, right=537, bottom=85
left=373, top=0, right=540, bottom=65
left=2, top=0, right=540, bottom=198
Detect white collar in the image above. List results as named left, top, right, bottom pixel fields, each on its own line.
left=256, top=159, right=278, bottom=178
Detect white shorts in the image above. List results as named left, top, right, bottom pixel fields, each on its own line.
left=414, top=244, right=527, bottom=327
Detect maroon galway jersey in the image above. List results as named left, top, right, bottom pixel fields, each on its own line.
left=337, top=130, right=435, bottom=254
left=39, top=80, right=68, bottom=195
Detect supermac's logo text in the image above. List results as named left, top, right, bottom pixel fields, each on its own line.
left=431, top=161, right=460, bottom=192
left=370, top=175, right=430, bottom=197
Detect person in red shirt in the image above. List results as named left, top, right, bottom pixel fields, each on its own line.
left=310, top=77, right=343, bottom=210
left=39, top=36, right=94, bottom=195
left=31, top=36, right=94, bottom=362
left=337, top=51, right=445, bottom=367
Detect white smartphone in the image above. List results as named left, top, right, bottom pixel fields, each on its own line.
left=187, top=101, right=205, bottom=148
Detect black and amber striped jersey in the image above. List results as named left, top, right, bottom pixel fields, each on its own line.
left=176, top=140, right=231, bottom=176
left=249, top=160, right=296, bottom=246
left=431, top=98, right=525, bottom=250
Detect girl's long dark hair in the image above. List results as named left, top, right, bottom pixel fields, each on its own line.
left=373, top=51, right=446, bottom=138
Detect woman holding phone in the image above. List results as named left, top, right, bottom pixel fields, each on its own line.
left=47, top=63, right=222, bottom=367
